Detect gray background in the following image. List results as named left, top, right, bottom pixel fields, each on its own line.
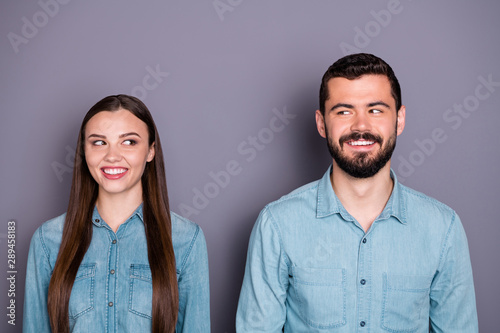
left=1, top=0, right=499, bottom=332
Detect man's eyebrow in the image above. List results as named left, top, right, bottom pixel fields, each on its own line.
left=330, top=103, right=354, bottom=111
left=367, top=101, right=391, bottom=108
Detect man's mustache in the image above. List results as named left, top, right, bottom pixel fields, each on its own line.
left=339, top=132, right=383, bottom=145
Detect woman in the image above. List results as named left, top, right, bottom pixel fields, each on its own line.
left=23, top=95, right=210, bottom=332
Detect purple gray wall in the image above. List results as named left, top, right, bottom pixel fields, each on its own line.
left=1, top=1, right=499, bottom=332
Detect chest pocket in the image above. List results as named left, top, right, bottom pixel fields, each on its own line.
left=129, top=264, right=153, bottom=319
left=381, top=274, right=431, bottom=333
left=69, top=263, right=96, bottom=319
left=291, top=267, right=346, bottom=329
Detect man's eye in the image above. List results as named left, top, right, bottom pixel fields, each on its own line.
left=123, top=140, right=136, bottom=146
left=337, top=110, right=350, bottom=115
left=371, top=109, right=382, bottom=114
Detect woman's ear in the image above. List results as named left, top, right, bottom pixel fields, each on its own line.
left=147, top=142, right=155, bottom=162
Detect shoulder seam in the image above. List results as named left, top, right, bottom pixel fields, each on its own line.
left=436, top=212, right=457, bottom=273
left=400, top=185, right=454, bottom=212
left=38, top=224, right=54, bottom=271
left=178, top=224, right=200, bottom=274
left=266, top=182, right=319, bottom=209
left=265, top=206, right=290, bottom=274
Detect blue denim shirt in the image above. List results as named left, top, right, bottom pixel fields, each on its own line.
left=23, top=205, right=210, bottom=332
left=236, top=166, right=477, bottom=332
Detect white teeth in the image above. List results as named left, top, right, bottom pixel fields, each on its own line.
left=348, top=141, right=375, bottom=146
left=103, top=168, right=127, bottom=175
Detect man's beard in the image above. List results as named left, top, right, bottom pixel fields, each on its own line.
left=325, top=125, right=397, bottom=179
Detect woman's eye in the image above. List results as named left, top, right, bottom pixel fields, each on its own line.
left=123, top=139, right=136, bottom=146
left=93, top=140, right=105, bottom=146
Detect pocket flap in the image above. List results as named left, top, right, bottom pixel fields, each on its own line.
left=385, top=274, right=431, bottom=292
left=130, top=264, right=152, bottom=281
left=292, top=267, right=344, bottom=286
left=75, top=264, right=96, bottom=281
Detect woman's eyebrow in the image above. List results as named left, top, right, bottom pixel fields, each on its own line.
left=87, top=132, right=141, bottom=139
left=87, top=134, right=106, bottom=139
left=119, top=132, right=141, bottom=138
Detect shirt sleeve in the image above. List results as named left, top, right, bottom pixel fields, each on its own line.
left=429, top=213, right=478, bottom=332
left=23, top=227, right=53, bottom=333
left=176, top=225, right=211, bottom=333
left=236, top=207, right=289, bottom=333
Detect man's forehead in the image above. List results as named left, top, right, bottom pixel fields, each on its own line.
left=326, top=74, right=395, bottom=107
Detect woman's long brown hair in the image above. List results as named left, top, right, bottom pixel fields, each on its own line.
left=47, top=95, right=179, bottom=332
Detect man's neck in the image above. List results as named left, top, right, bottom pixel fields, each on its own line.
left=330, top=162, right=394, bottom=232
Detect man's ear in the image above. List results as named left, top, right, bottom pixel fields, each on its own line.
left=396, top=105, right=406, bottom=136
left=315, top=110, right=327, bottom=138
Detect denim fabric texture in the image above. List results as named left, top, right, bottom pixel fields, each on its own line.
left=236, top=166, right=478, bottom=333
left=23, top=204, right=210, bottom=332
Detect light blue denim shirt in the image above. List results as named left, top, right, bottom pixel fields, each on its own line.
left=23, top=204, right=210, bottom=332
left=236, top=166, right=477, bottom=332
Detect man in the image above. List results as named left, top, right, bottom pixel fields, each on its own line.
left=236, top=53, right=478, bottom=332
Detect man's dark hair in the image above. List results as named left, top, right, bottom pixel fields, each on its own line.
left=319, top=53, right=401, bottom=115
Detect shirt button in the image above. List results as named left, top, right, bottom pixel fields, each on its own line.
left=360, top=321, right=366, bottom=327
left=108, top=302, right=113, bottom=307
left=360, top=279, right=366, bottom=285
left=95, top=219, right=100, bottom=223
left=110, top=269, right=115, bottom=274
left=112, top=240, right=117, bottom=244
left=362, top=238, right=367, bottom=243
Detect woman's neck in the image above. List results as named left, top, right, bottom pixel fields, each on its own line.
left=95, top=189, right=143, bottom=232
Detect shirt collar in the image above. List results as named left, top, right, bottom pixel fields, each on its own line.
left=91, top=203, right=144, bottom=227
left=382, top=170, right=407, bottom=224
left=316, top=165, right=407, bottom=224
left=316, top=166, right=342, bottom=218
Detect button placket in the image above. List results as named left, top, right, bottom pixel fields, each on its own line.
left=357, top=233, right=371, bottom=332
left=107, top=233, right=118, bottom=329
